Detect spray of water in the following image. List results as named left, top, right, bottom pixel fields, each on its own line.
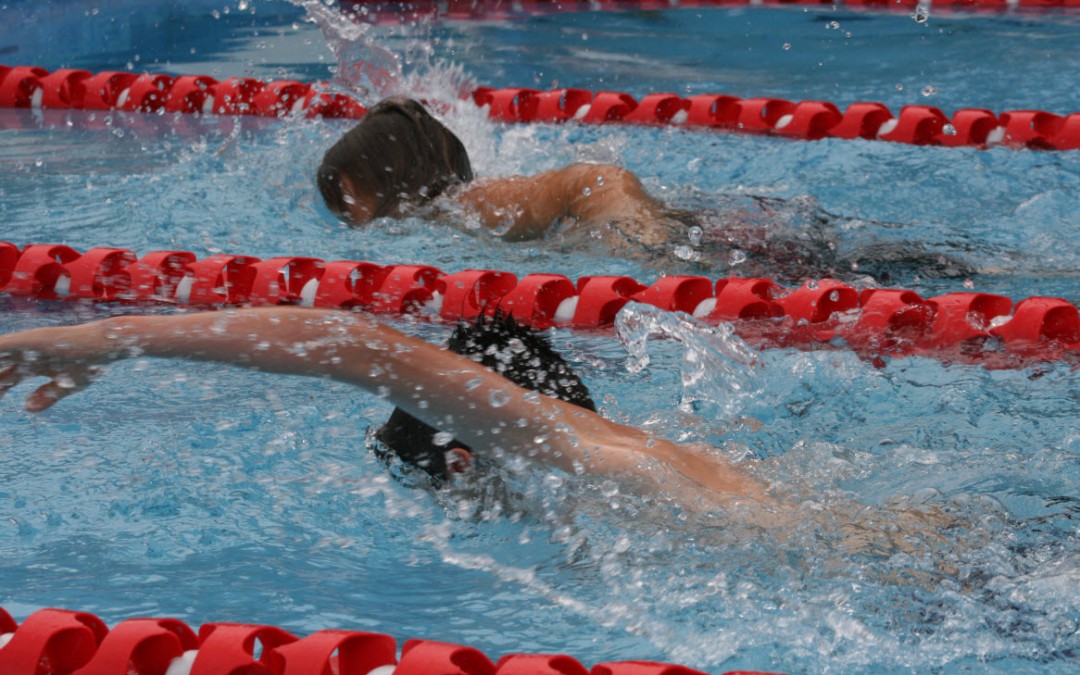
left=615, top=303, right=761, bottom=420
left=289, top=0, right=475, bottom=106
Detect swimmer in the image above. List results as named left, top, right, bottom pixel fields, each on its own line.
left=317, top=97, right=976, bottom=283
left=0, top=308, right=772, bottom=511
left=317, top=96, right=681, bottom=252
left=0, top=307, right=965, bottom=561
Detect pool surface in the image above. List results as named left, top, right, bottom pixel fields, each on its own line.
left=1, top=1, right=1079, bottom=673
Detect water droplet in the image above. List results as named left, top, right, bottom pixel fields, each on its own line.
left=674, top=245, right=694, bottom=260
left=913, top=6, right=930, bottom=23
left=921, top=85, right=937, bottom=97
left=688, top=225, right=703, bottom=246
left=464, top=377, right=482, bottom=391
left=895, top=83, right=905, bottom=92
left=433, top=431, right=455, bottom=446
left=827, top=21, right=840, bottom=30
left=963, top=279, right=975, bottom=289
left=596, top=175, right=605, bottom=186
left=782, top=42, right=792, bottom=51
left=942, top=124, right=957, bottom=136
left=376, top=386, right=390, bottom=398
left=582, top=187, right=592, bottom=197
left=489, top=389, right=511, bottom=408
left=729, top=249, right=747, bottom=266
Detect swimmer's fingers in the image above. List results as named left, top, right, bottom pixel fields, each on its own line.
left=18, top=365, right=100, bottom=412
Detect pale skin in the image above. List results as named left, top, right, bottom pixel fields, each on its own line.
left=0, top=307, right=771, bottom=510
left=342, top=163, right=679, bottom=249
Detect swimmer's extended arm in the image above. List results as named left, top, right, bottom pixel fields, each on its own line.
left=459, top=163, right=669, bottom=241
left=0, top=308, right=767, bottom=501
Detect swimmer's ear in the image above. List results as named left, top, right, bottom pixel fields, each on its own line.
left=446, top=447, right=472, bottom=474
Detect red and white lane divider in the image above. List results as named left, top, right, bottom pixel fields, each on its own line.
left=470, top=87, right=1080, bottom=149
left=2, top=242, right=1078, bottom=367
left=3, top=64, right=1080, bottom=150
left=0, top=606, right=781, bottom=675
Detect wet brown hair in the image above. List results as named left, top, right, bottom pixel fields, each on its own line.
left=317, top=97, right=473, bottom=223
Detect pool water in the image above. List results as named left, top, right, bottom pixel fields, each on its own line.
left=1, top=1, right=1079, bottom=673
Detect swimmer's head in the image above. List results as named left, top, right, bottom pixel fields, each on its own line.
left=317, top=97, right=473, bottom=225
left=374, top=314, right=596, bottom=485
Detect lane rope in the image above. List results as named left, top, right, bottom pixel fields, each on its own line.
left=3, top=64, right=1080, bottom=150
left=0, top=605, right=779, bottom=675
left=2, top=242, right=1078, bottom=368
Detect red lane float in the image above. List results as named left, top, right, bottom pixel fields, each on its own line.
left=0, top=606, right=781, bottom=675
left=6, top=65, right=1080, bottom=150
left=0, top=64, right=366, bottom=120
left=2, top=242, right=1078, bottom=367
left=472, top=86, right=1080, bottom=150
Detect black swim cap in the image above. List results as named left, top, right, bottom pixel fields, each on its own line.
left=374, top=314, right=596, bottom=484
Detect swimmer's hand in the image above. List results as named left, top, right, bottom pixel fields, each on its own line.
left=0, top=324, right=109, bottom=411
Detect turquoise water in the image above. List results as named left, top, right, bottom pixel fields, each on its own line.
left=1, top=2, right=1079, bottom=673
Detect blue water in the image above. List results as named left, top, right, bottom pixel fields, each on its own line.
left=1, top=2, right=1079, bottom=674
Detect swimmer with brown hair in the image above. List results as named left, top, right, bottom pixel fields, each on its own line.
left=315, top=97, right=975, bottom=284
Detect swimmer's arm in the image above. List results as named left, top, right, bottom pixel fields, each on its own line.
left=458, top=163, right=666, bottom=241
left=0, top=308, right=618, bottom=463
left=0, top=307, right=646, bottom=466
left=0, top=307, right=766, bottom=500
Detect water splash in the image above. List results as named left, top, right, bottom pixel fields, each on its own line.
left=290, top=0, right=476, bottom=106
left=290, top=0, right=404, bottom=99
left=614, top=303, right=761, bottom=420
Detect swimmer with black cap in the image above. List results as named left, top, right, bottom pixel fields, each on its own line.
left=0, top=307, right=771, bottom=509
left=374, top=312, right=597, bottom=484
